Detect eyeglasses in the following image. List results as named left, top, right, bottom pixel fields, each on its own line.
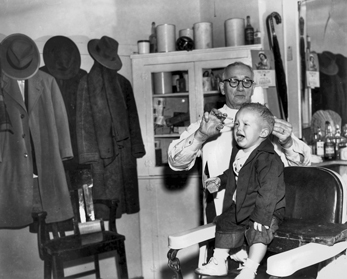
left=222, top=78, right=254, bottom=88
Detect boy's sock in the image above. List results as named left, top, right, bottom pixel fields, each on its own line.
left=213, top=248, right=230, bottom=262
left=235, top=258, right=260, bottom=279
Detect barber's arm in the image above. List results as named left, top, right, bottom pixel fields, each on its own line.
left=272, top=117, right=311, bottom=166
left=168, top=109, right=226, bottom=171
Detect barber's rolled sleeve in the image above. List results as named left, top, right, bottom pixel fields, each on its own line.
left=168, top=133, right=202, bottom=171
left=281, top=135, right=311, bottom=166
left=168, top=122, right=202, bottom=171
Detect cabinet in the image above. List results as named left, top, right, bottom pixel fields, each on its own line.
left=131, top=45, right=263, bottom=177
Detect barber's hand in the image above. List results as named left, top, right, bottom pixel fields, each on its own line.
left=195, top=108, right=227, bottom=142
left=253, top=221, right=269, bottom=232
left=272, top=117, right=293, bottom=149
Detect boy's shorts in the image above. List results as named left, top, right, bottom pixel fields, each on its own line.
left=214, top=202, right=281, bottom=249
left=245, top=216, right=280, bottom=246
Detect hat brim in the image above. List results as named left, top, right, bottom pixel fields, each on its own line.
left=1, top=33, right=40, bottom=80
left=320, top=64, right=338, bottom=76
left=43, top=36, right=81, bottom=80
left=318, top=52, right=339, bottom=76
left=88, top=39, right=122, bottom=71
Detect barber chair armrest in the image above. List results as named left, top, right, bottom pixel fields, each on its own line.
left=168, top=223, right=216, bottom=250
left=167, top=223, right=216, bottom=279
left=267, top=241, right=347, bottom=277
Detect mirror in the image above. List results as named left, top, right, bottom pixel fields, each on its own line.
left=304, top=0, right=347, bottom=137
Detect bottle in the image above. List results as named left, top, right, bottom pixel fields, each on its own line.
left=315, top=127, right=324, bottom=158
left=324, top=122, right=336, bottom=160
left=245, top=16, right=254, bottom=45
left=176, top=72, right=186, bottom=92
left=254, top=29, right=261, bottom=44
left=149, top=22, right=157, bottom=53
left=311, top=132, right=318, bottom=155
left=338, top=124, right=347, bottom=160
left=343, top=124, right=347, bottom=138
left=334, top=124, right=342, bottom=160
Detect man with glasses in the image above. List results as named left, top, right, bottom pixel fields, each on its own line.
left=167, top=61, right=310, bottom=276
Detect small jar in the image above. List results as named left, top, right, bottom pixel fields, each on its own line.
left=137, top=40, right=150, bottom=54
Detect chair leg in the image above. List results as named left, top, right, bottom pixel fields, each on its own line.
left=52, top=256, right=64, bottom=279
left=44, top=259, right=52, bottom=279
left=167, top=249, right=183, bottom=279
left=94, top=254, right=101, bottom=279
left=115, top=241, right=129, bottom=279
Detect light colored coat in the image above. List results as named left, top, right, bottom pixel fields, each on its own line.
left=0, top=70, right=73, bottom=228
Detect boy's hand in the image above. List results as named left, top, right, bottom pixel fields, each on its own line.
left=253, top=221, right=270, bottom=232
left=205, top=177, right=221, bottom=193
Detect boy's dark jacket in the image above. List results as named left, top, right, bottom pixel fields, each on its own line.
left=219, top=138, right=286, bottom=227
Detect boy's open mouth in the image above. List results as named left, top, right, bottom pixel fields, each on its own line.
left=236, top=133, right=245, bottom=141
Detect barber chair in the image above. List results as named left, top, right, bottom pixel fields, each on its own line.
left=168, top=166, right=347, bottom=278
left=31, top=169, right=129, bottom=279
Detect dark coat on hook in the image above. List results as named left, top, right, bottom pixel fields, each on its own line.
left=76, top=62, right=146, bottom=219
left=40, top=66, right=89, bottom=171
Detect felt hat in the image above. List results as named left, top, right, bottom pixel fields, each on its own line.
left=318, top=51, right=338, bottom=76
left=87, top=36, right=122, bottom=70
left=1, top=33, right=40, bottom=80
left=43, top=36, right=81, bottom=80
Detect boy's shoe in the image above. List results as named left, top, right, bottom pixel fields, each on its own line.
left=195, top=257, right=228, bottom=276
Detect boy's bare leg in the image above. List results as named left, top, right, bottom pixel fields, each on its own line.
left=249, top=243, right=267, bottom=263
left=235, top=243, right=267, bottom=279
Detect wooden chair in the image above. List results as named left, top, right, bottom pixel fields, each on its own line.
left=167, top=166, right=347, bottom=279
left=31, top=169, right=129, bottom=279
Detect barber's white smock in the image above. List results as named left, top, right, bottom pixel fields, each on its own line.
left=168, top=104, right=311, bottom=217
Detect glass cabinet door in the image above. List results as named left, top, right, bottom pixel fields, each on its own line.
left=132, top=46, right=261, bottom=176
left=144, top=63, right=195, bottom=173
left=200, top=66, right=225, bottom=113
left=195, top=59, right=249, bottom=120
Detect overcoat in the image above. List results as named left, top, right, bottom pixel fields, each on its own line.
left=0, top=70, right=73, bottom=228
left=40, top=66, right=88, bottom=171
left=76, top=63, right=146, bottom=218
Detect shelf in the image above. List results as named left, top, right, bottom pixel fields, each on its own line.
left=153, top=92, right=189, bottom=97
left=154, top=134, right=180, bottom=138
left=203, top=90, right=220, bottom=95
left=153, top=91, right=219, bottom=97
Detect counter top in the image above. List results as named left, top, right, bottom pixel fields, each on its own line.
left=312, top=160, right=347, bottom=167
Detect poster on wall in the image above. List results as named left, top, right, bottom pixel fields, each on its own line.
left=306, top=51, right=320, bottom=88
left=251, top=50, right=276, bottom=88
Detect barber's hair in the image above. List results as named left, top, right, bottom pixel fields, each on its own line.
left=238, top=102, right=275, bottom=134
left=222, top=61, right=254, bottom=79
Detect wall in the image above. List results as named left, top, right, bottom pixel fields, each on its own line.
left=0, top=0, right=200, bottom=278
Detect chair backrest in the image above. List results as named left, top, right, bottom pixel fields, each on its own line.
left=32, top=168, right=119, bottom=242
left=284, top=166, right=345, bottom=224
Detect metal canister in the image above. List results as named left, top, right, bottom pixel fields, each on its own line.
left=156, top=24, right=176, bottom=52
left=193, top=22, right=213, bottom=49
